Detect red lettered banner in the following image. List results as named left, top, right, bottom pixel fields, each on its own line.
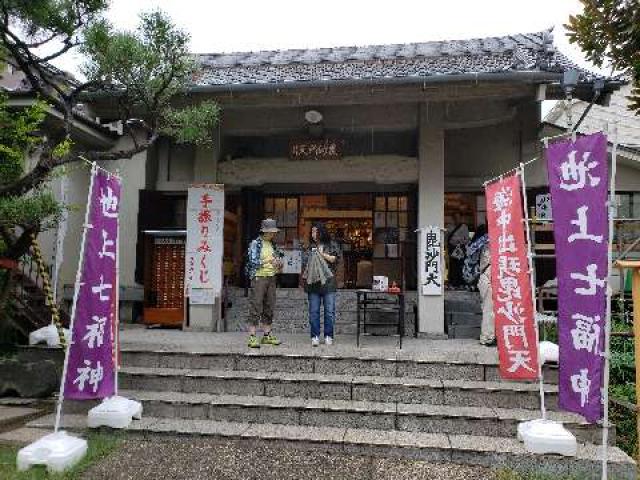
left=486, top=174, right=539, bottom=380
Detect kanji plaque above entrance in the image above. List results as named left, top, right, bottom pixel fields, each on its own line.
left=289, top=139, right=343, bottom=161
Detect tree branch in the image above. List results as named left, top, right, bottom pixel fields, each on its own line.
left=0, top=132, right=159, bottom=199
left=0, top=152, right=55, bottom=198
left=0, top=24, right=71, bottom=107
left=78, top=133, right=159, bottom=162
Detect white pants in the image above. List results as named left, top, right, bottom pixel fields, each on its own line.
left=478, top=270, right=495, bottom=343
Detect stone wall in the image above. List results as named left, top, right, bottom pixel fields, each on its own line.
left=224, top=287, right=417, bottom=337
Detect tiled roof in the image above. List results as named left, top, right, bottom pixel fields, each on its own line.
left=194, top=30, right=596, bottom=87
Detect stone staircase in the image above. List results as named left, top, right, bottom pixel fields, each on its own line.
left=34, top=334, right=635, bottom=480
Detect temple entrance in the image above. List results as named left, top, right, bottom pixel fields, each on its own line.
left=251, top=192, right=417, bottom=290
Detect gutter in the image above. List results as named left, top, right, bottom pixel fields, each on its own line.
left=187, top=71, right=618, bottom=94
left=81, top=70, right=624, bottom=106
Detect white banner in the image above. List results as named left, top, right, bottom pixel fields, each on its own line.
left=420, top=226, right=442, bottom=296
left=185, top=184, right=224, bottom=302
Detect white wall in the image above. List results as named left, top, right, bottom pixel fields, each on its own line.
left=36, top=163, right=91, bottom=298
left=444, top=103, right=539, bottom=192
left=36, top=136, right=147, bottom=299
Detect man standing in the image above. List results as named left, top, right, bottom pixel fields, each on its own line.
left=245, top=218, right=284, bottom=348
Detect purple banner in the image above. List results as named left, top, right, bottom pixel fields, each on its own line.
left=547, top=132, right=608, bottom=423
left=64, top=168, right=120, bottom=400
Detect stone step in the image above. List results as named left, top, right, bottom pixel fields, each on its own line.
left=119, top=367, right=559, bottom=410
left=121, top=349, right=559, bottom=384
left=0, top=406, right=43, bottom=432
left=27, top=414, right=635, bottom=480
left=92, top=389, right=607, bottom=444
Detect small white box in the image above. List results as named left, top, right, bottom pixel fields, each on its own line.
left=17, top=431, right=87, bottom=473
left=372, top=276, right=388, bottom=292
left=87, top=396, right=143, bottom=429
left=517, top=419, right=577, bottom=457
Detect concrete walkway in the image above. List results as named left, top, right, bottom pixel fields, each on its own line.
left=82, top=436, right=494, bottom=480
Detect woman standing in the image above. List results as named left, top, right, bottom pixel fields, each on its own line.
left=302, top=223, right=341, bottom=346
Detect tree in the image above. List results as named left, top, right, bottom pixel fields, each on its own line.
left=566, top=0, right=640, bottom=114
left=0, top=91, right=62, bottom=330
left=0, top=1, right=220, bottom=262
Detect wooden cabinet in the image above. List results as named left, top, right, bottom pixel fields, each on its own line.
left=143, top=232, right=186, bottom=327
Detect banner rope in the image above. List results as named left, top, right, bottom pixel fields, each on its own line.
left=483, top=156, right=539, bottom=187
left=29, top=235, right=66, bottom=349
left=78, top=155, right=122, bottom=180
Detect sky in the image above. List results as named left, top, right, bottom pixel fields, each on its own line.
left=50, top=0, right=608, bottom=117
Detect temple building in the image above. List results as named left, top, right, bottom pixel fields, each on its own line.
left=34, top=29, right=636, bottom=337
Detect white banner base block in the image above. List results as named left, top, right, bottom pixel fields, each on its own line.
left=87, top=396, right=143, bottom=429
left=17, top=431, right=87, bottom=473
left=517, top=419, right=577, bottom=457
left=538, top=341, right=559, bottom=365
left=29, top=324, right=70, bottom=347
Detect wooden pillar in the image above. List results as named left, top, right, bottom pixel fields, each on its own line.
left=615, top=259, right=640, bottom=464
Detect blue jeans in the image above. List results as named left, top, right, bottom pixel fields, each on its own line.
left=308, top=292, right=336, bottom=339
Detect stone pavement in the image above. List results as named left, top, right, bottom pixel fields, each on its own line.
left=0, top=399, right=52, bottom=448
left=120, top=327, right=498, bottom=364
left=82, top=436, right=493, bottom=480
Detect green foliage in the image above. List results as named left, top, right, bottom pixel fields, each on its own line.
left=1, top=0, right=107, bottom=40
left=81, top=10, right=219, bottom=145
left=0, top=430, right=122, bottom=479
left=0, top=190, right=62, bottom=230
left=0, top=92, right=48, bottom=184
left=52, top=138, right=73, bottom=160
left=161, top=101, right=220, bottom=145
left=82, top=10, right=191, bottom=113
left=0, top=93, right=62, bottom=231
left=566, top=0, right=640, bottom=114
left=610, top=299, right=636, bottom=388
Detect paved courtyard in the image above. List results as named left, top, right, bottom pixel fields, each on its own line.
left=82, top=436, right=494, bottom=480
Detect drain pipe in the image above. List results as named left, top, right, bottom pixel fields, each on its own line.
left=571, top=79, right=605, bottom=132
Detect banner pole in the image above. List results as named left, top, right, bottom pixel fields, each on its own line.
left=114, top=170, right=121, bottom=397
left=519, top=163, right=546, bottom=419
left=601, top=123, right=618, bottom=480
left=54, top=163, right=97, bottom=433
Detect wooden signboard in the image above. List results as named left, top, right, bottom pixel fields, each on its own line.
left=289, top=139, right=343, bottom=161
left=143, top=234, right=186, bottom=327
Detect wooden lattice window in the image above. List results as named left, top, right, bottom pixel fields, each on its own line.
left=264, top=196, right=299, bottom=247
left=373, top=195, right=411, bottom=259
